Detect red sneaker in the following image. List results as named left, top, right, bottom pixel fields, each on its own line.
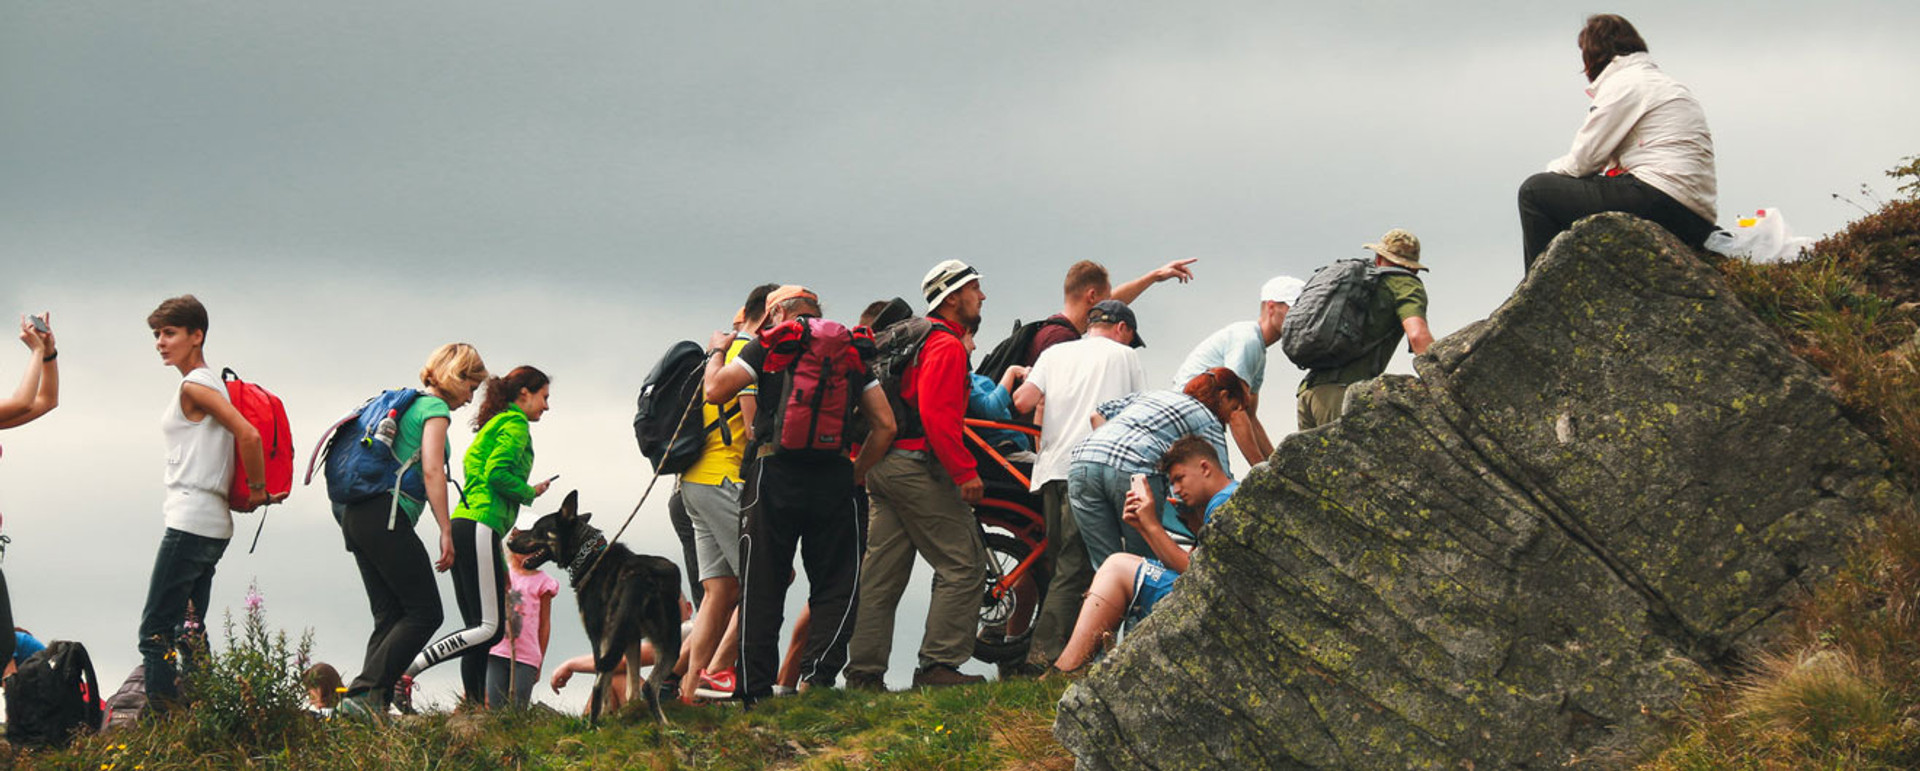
left=695, top=667, right=737, bottom=700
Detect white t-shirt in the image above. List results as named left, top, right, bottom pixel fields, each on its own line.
left=1171, top=320, right=1268, bottom=395
left=1024, top=336, right=1147, bottom=491
left=162, top=367, right=236, bottom=539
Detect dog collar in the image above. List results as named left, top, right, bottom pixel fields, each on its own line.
left=567, top=531, right=610, bottom=585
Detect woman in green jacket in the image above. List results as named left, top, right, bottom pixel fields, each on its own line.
left=400, top=365, right=553, bottom=710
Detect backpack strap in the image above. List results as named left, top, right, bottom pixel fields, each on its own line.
left=388, top=454, right=420, bottom=531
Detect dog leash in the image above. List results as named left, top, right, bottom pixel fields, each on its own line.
left=577, top=360, right=709, bottom=586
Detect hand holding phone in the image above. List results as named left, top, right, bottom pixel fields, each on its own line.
left=1121, top=473, right=1152, bottom=526
left=533, top=474, right=559, bottom=496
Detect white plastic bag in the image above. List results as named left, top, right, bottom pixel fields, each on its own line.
left=1704, top=208, right=1817, bottom=262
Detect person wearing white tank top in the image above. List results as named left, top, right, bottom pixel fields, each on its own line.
left=136, top=295, right=282, bottom=712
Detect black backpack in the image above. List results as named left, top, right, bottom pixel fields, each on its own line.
left=1279, top=260, right=1415, bottom=370
left=975, top=316, right=1076, bottom=383
left=5, top=640, right=103, bottom=749
left=634, top=341, right=739, bottom=475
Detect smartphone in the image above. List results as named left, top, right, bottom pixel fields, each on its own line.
left=1129, top=473, right=1151, bottom=501
left=28, top=315, right=48, bottom=334
left=542, top=474, right=560, bottom=485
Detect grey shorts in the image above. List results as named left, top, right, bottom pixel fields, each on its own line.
left=682, top=479, right=743, bottom=582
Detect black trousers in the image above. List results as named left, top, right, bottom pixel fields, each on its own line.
left=736, top=453, right=863, bottom=700
left=1518, top=171, right=1716, bottom=271
left=0, top=568, right=13, bottom=668
left=340, top=497, right=445, bottom=706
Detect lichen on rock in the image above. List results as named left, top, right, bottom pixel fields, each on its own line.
left=1054, top=214, right=1900, bottom=769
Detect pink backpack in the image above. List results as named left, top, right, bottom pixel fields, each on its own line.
left=760, top=318, right=864, bottom=455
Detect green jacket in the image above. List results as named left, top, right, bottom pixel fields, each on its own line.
left=455, top=404, right=538, bottom=535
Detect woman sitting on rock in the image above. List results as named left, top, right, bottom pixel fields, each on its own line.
left=1517, top=14, right=1717, bottom=271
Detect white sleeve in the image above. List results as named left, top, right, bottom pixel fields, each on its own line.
left=1546, top=79, right=1645, bottom=177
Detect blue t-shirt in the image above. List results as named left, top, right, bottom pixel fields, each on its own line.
left=966, top=373, right=1031, bottom=451
left=13, top=631, right=46, bottom=665
left=1204, top=481, right=1239, bottom=522
left=1171, top=320, right=1267, bottom=394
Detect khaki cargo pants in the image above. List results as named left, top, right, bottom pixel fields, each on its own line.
left=845, top=450, right=986, bottom=676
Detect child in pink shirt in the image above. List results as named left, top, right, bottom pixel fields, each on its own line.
left=486, top=535, right=558, bottom=709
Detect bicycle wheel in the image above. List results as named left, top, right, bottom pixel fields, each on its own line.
left=974, top=530, right=1045, bottom=664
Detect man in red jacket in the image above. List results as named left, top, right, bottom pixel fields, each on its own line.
left=844, top=260, right=989, bottom=689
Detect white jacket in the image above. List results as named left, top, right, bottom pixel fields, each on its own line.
left=1546, top=52, right=1717, bottom=223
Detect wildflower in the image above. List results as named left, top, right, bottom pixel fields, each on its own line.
left=245, top=586, right=265, bottom=612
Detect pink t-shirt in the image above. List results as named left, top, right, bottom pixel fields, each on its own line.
left=489, top=569, right=559, bottom=667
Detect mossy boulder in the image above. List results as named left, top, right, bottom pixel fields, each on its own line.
left=1054, top=214, right=1900, bottom=769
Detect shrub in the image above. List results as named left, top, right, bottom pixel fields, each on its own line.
left=176, top=582, right=318, bottom=753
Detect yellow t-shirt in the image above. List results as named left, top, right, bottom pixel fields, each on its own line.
left=681, top=335, right=752, bottom=486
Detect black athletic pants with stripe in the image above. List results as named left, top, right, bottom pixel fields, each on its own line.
left=736, top=453, right=864, bottom=700
left=407, top=518, right=506, bottom=705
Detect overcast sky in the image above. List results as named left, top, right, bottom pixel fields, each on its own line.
left=3, top=2, right=1916, bottom=711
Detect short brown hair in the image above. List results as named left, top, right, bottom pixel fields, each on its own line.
left=147, top=294, right=209, bottom=333
left=743, top=283, right=780, bottom=326
left=1579, top=14, right=1648, bottom=82
left=1160, top=434, right=1221, bottom=475
left=1063, top=260, right=1110, bottom=298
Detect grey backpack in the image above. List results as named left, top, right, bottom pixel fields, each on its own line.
left=1279, top=259, right=1414, bottom=370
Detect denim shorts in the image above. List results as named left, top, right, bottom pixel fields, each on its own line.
left=1127, top=558, right=1180, bottom=623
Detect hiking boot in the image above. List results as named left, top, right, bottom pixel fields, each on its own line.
left=911, top=665, right=984, bottom=688
left=392, top=674, right=418, bottom=715
left=694, top=667, right=738, bottom=701
left=843, top=672, right=887, bottom=692
left=336, top=693, right=384, bottom=723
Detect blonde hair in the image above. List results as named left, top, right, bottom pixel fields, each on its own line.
left=420, top=343, right=488, bottom=404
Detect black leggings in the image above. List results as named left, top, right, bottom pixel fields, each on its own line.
left=406, top=518, right=505, bottom=704
left=0, top=568, right=13, bottom=668
left=1518, top=171, right=1716, bottom=271
left=341, top=498, right=445, bottom=705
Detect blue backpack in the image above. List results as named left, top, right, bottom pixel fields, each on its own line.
left=305, top=389, right=434, bottom=529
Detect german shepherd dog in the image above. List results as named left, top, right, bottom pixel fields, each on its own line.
left=507, top=491, right=682, bottom=724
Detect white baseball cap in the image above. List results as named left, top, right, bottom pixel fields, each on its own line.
left=1261, top=275, right=1305, bottom=306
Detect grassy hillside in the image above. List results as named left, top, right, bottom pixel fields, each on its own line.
left=1641, top=178, right=1920, bottom=769
left=13, top=666, right=1072, bottom=769
left=11, top=166, right=1918, bottom=770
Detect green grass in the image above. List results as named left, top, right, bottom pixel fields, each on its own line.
left=13, top=679, right=1075, bottom=770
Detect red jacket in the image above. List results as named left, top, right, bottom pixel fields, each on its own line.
left=893, top=317, right=978, bottom=486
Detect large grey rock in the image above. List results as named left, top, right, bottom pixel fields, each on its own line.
left=1054, top=214, right=1900, bottom=769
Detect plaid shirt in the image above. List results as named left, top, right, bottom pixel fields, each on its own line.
left=1070, top=390, right=1232, bottom=476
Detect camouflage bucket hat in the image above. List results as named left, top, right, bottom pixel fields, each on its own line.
left=1364, top=228, right=1426, bottom=271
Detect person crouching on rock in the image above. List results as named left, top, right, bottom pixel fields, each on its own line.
left=1518, top=14, right=1717, bottom=271
left=1049, top=435, right=1237, bottom=676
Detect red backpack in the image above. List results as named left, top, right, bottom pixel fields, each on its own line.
left=220, top=368, right=293, bottom=512
left=759, top=318, right=865, bottom=455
